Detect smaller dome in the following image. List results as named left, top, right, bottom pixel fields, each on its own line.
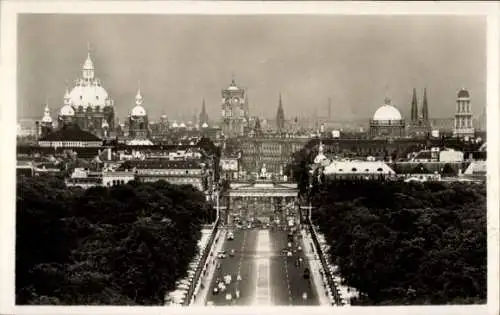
left=202, top=122, right=209, bottom=128
left=131, top=105, right=146, bottom=117
left=130, top=89, right=146, bottom=117
left=172, top=121, right=179, bottom=128
left=41, top=115, right=53, bottom=123
left=458, top=88, right=470, bottom=98
left=41, top=105, right=53, bottom=123
left=59, top=104, right=75, bottom=117
left=227, top=79, right=240, bottom=91
left=161, top=114, right=167, bottom=119
left=179, top=122, right=186, bottom=128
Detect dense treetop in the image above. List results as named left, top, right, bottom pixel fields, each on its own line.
left=311, top=180, right=486, bottom=305
left=16, top=177, right=215, bottom=305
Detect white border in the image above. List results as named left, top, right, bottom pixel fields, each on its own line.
left=1, top=1, right=498, bottom=315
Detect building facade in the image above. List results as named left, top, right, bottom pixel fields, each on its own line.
left=453, top=88, right=475, bottom=139
left=221, top=78, right=249, bottom=138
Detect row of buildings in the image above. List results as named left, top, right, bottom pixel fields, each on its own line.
left=17, top=47, right=487, bottom=192
left=31, top=47, right=481, bottom=143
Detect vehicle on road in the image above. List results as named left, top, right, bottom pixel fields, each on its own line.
left=227, top=232, right=234, bottom=240
left=224, top=274, right=232, bottom=285
left=225, top=293, right=232, bottom=301
left=213, top=287, right=219, bottom=295
left=217, top=251, right=227, bottom=259
left=303, top=267, right=310, bottom=279
left=230, top=249, right=235, bottom=257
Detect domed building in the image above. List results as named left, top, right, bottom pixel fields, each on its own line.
left=369, top=97, right=405, bottom=139
left=128, top=89, right=149, bottom=139
left=57, top=49, right=115, bottom=137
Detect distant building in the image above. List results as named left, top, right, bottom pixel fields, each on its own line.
left=57, top=47, right=115, bottom=137
left=369, top=97, right=405, bottom=139
left=128, top=90, right=149, bottom=139
left=322, top=160, right=396, bottom=180
left=221, top=78, right=249, bottom=138
left=119, top=159, right=211, bottom=193
left=38, top=123, right=103, bottom=150
left=408, top=88, right=431, bottom=137
left=453, top=88, right=475, bottom=139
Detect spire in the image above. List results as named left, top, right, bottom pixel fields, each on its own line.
left=64, top=86, right=71, bottom=105
left=82, top=42, right=94, bottom=80
left=276, top=93, right=285, bottom=132
left=411, top=88, right=418, bottom=121
left=135, top=89, right=143, bottom=106
left=231, top=73, right=236, bottom=86
left=199, top=98, right=208, bottom=125
left=422, top=88, right=429, bottom=121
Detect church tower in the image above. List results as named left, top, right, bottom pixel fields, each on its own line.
left=276, top=93, right=285, bottom=134
left=408, top=88, right=431, bottom=138
left=129, top=89, right=149, bottom=139
left=199, top=98, right=209, bottom=126
left=453, top=88, right=475, bottom=139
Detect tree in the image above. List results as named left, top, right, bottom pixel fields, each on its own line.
left=311, top=180, right=486, bottom=305
left=16, top=177, right=213, bottom=305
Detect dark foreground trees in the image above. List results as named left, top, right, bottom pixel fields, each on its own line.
left=16, top=177, right=214, bottom=305
left=311, top=180, right=486, bottom=305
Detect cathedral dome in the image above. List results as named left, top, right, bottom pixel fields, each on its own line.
left=67, top=52, right=112, bottom=110
left=59, top=104, right=75, bottom=117
left=172, top=121, right=179, bottom=128
left=202, top=122, right=209, bottom=128
left=69, top=83, right=110, bottom=109
left=373, top=98, right=402, bottom=121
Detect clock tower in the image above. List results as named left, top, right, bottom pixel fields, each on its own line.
left=221, top=77, right=249, bottom=138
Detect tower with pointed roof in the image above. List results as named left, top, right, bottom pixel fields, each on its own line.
left=40, top=103, right=53, bottom=137
left=221, top=77, right=249, bottom=138
left=276, top=93, right=285, bottom=134
left=199, top=98, right=209, bottom=126
left=408, top=88, right=431, bottom=138
left=128, top=89, right=149, bottom=139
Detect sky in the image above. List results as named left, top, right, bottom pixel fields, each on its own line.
left=17, top=14, right=486, bottom=122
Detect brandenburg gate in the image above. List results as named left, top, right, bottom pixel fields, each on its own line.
left=220, top=165, right=299, bottom=225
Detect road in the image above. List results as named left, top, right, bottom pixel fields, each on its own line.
left=205, top=224, right=319, bottom=306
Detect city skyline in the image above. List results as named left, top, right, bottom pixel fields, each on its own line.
left=18, top=15, right=485, bottom=122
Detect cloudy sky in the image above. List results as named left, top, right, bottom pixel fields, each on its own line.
left=17, top=14, right=486, bottom=122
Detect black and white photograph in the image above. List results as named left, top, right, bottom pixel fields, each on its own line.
left=1, top=1, right=499, bottom=314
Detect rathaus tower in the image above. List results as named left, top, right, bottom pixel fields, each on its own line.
left=221, top=78, right=249, bottom=138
